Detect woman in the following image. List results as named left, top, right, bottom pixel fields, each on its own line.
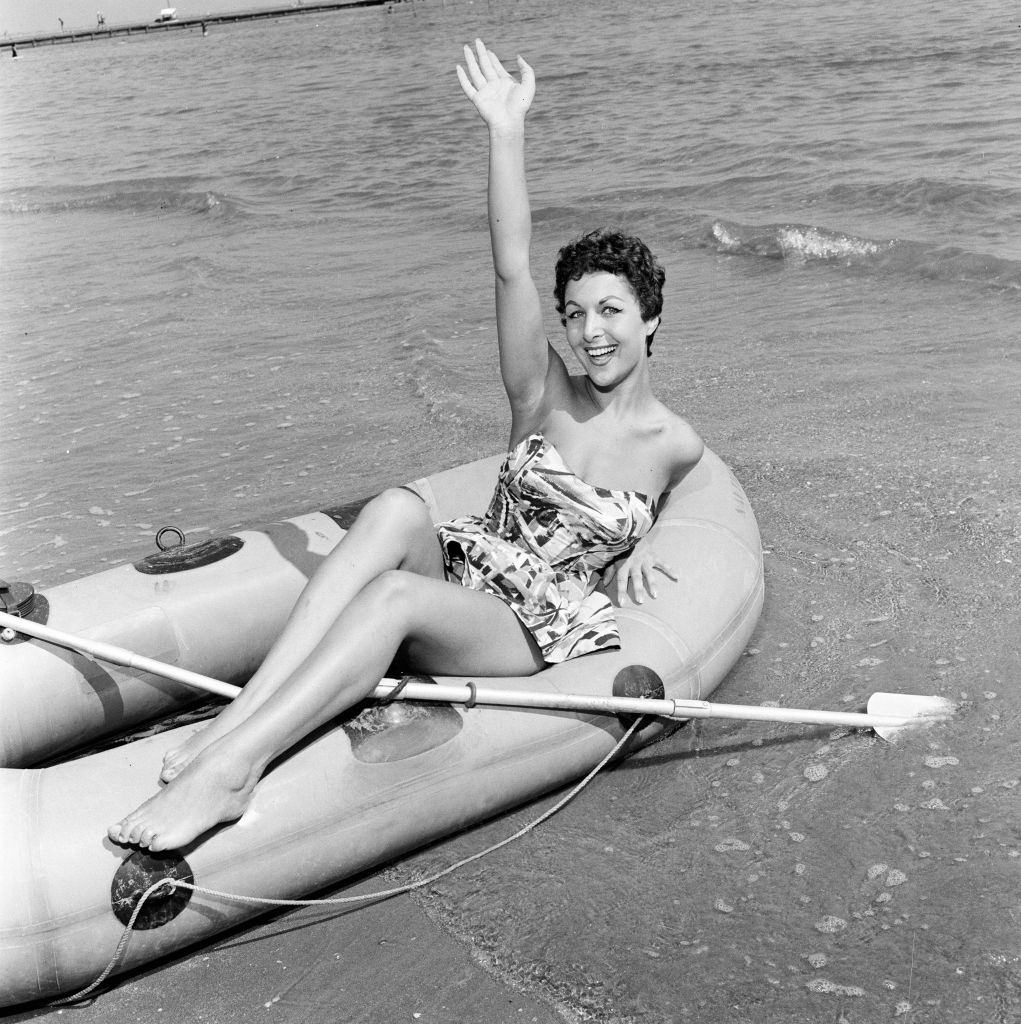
left=108, top=40, right=702, bottom=853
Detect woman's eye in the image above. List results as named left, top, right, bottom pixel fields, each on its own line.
left=602, top=306, right=622, bottom=316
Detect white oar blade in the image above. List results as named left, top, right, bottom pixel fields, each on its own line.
left=866, top=692, right=956, bottom=742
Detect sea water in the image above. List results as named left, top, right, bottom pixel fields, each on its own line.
left=1, top=1, right=1019, bottom=1021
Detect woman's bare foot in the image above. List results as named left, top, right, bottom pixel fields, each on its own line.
left=160, top=722, right=226, bottom=783
left=109, top=748, right=259, bottom=852
left=160, top=700, right=261, bottom=782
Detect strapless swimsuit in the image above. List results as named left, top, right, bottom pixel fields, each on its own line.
left=435, top=433, right=657, bottom=663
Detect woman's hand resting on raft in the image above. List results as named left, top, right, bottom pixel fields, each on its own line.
left=456, top=38, right=535, bottom=131
left=602, top=542, right=678, bottom=606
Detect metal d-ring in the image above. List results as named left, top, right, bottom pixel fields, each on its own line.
left=155, top=526, right=186, bottom=552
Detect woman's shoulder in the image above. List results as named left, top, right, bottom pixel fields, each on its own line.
left=669, top=411, right=704, bottom=460
left=649, top=407, right=704, bottom=489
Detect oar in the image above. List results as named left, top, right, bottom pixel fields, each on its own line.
left=0, top=611, right=953, bottom=740
left=0, top=611, right=242, bottom=700
left=372, top=680, right=952, bottom=741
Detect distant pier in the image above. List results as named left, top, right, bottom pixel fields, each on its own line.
left=2, top=0, right=397, bottom=52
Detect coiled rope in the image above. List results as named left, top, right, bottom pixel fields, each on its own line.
left=52, top=716, right=646, bottom=1006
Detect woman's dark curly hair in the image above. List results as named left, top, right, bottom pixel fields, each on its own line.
left=553, top=229, right=666, bottom=354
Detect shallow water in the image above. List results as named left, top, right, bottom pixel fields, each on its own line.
left=2, top=0, right=1019, bottom=1020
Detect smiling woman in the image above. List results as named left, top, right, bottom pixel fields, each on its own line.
left=456, top=39, right=703, bottom=519
left=96, top=37, right=704, bottom=857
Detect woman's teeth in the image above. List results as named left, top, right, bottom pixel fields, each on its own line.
left=587, top=345, right=616, bottom=358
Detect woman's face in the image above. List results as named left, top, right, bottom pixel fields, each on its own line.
left=562, top=272, right=659, bottom=385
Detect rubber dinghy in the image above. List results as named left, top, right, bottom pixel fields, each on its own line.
left=0, top=447, right=763, bottom=1008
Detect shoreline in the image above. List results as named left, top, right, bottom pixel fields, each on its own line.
left=2, top=0, right=394, bottom=52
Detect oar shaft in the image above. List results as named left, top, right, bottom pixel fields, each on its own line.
left=1, top=610, right=932, bottom=731
left=371, top=681, right=925, bottom=729
left=372, top=679, right=679, bottom=718
left=0, top=610, right=242, bottom=700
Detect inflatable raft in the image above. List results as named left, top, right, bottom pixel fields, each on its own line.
left=0, top=447, right=763, bottom=1008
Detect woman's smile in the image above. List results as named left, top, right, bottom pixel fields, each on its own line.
left=585, top=342, right=618, bottom=363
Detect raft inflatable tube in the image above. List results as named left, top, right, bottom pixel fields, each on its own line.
left=0, top=448, right=762, bottom=1008
left=1, top=498, right=357, bottom=768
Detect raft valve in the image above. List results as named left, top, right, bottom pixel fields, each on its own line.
left=0, top=580, right=37, bottom=640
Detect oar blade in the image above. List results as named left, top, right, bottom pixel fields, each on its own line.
left=866, top=692, right=956, bottom=742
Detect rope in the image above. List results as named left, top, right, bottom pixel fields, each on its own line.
left=48, top=879, right=180, bottom=1006
left=51, top=717, right=646, bottom=1005
left=377, top=674, right=411, bottom=705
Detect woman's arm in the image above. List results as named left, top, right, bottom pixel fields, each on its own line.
left=602, top=423, right=704, bottom=604
left=457, top=40, right=567, bottom=421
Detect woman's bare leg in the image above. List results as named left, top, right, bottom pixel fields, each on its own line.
left=109, top=567, right=545, bottom=851
left=160, top=488, right=444, bottom=781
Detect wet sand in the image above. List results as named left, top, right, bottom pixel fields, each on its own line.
left=3, top=883, right=563, bottom=1024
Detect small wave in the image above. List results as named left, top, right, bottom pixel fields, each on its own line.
left=826, top=178, right=1021, bottom=220
left=903, top=244, right=1021, bottom=292
left=822, top=37, right=1017, bottom=72
left=0, top=179, right=245, bottom=220
left=705, top=218, right=1021, bottom=292
left=707, top=219, right=891, bottom=262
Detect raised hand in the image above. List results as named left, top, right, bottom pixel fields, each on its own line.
left=456, top=38, right=535, bottom=131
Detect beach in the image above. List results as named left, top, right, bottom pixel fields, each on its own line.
left=2, top=0, right=1019, bottom=1020
left=6, top=889, right=564, bottom=1023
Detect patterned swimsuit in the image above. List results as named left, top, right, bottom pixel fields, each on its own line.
left=435, top=433, right=658, bottom=663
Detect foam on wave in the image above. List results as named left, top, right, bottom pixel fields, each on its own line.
left=706, top=218, right=1021, bottom=291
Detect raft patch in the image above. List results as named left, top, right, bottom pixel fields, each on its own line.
left=612, top=664, right=666, bottom=728
left=111, top=850, right=194, bottom=929
left=343, top=675, right=462, bottom=763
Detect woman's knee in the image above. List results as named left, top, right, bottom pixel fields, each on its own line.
left=357, top=487, right=433, bottom=535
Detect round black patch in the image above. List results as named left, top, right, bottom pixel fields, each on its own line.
left=110, top=850, right=194, bottom=929
left=612, top=665, right=665, bottom=727
left=612, top=664, right=665, bottom=701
